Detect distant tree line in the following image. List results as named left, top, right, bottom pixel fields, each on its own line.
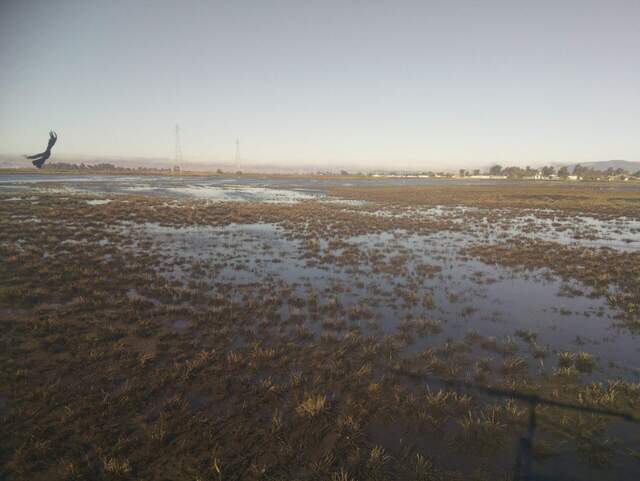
left=478, top=164, right=640, bottom=180
left=43, top=162, right=173, bottom=172
left=39, top=162, right=640, bottom=179
left=572, top=164, right=639, bottom=180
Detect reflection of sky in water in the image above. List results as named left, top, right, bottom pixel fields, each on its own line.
left=352, top=206, right=640, bottom=251
left=161, top=185, right=319, bottom=203
left=0, top=174, right=325, bottom=203
left=2, top=173, right=638, bottom=250
left=120, top=221, right=639, bottom=383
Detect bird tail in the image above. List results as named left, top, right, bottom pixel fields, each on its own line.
left=32, top=158, right=46, bottom=169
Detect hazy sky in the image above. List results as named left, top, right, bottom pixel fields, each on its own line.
left=1, top=0, right=638, bottom=169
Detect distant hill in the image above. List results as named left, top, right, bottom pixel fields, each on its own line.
left=562, top=160, right=640, bottom=172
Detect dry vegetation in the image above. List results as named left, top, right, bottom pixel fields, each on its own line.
left=328, top=183, right=640, bottom=218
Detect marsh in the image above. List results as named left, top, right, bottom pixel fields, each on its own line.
left=1, top=173, right=639, bottom=480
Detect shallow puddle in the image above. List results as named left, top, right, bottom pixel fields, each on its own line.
left=119, top=219, right=638, bottom=383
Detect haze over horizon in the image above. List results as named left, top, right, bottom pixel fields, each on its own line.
left=1, top=1, right=638, bottom=170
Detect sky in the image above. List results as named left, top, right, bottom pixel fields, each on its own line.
left=0, top=0, right=638, bottom=170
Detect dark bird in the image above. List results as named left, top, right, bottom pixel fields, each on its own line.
left=25, top=131, right=58, bottom=168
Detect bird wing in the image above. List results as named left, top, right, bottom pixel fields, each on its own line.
left=46, top=131, right=57, bottom=150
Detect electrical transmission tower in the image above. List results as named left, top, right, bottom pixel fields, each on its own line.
left=174, top=124, right=183, bottom=172
left=235, top=138, right=240, bottom=172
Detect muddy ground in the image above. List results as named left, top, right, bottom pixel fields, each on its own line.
left=1, top=178, right=639, bottom=480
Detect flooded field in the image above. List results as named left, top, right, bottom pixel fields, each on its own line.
left=1, top=173, right=639, bottom=480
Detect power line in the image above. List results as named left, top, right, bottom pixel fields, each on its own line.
left=175, top=124, right=183, bottom=172
left=235, top=138, right=240, bottom=172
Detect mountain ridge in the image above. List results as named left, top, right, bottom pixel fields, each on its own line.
left=554, top=160, right=640, bottom=172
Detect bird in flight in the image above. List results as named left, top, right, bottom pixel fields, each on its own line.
left=25, top=131, right=58, bottom=168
